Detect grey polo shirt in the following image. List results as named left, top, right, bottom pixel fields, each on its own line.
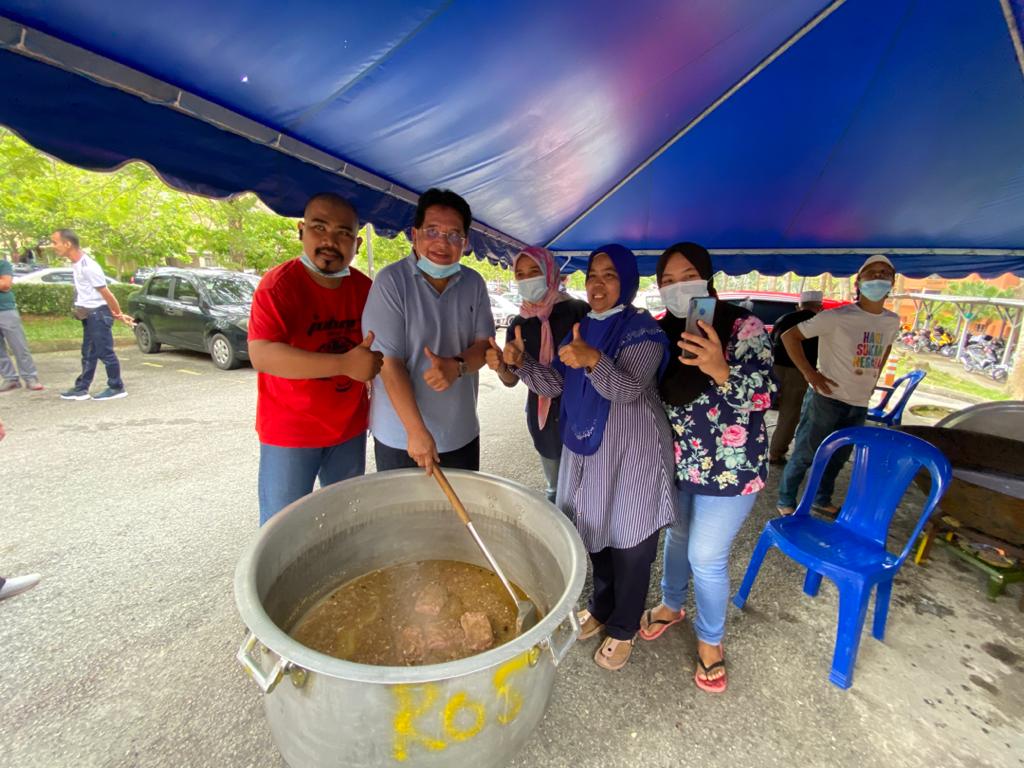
left=362, top=252, right=495, bottom=452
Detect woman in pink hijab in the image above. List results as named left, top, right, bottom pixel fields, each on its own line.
left=485, top=247, right=589, bottom=502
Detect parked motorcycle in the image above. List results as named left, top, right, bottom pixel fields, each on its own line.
left=960, top=341, right=1009, bottom=382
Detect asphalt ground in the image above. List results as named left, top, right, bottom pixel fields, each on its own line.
left=2, top=339, right=1022, bottom=768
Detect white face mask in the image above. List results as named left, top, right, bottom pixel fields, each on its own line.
left=587, top=305, right=626, bottom=321
left=517, top=275, right=548, bottom=303
left=659, top=279, right=708, bottom=318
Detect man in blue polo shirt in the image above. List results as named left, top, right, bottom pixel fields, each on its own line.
left=362, top=188, right=494, bottom=473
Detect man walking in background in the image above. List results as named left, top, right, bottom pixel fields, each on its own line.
left=767, top=290, right=823, bottom=464
left=0, top=254, right=43, bottom=392
left=51, top=229, right=133, bottom=401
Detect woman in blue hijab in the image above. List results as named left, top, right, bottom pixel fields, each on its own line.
left=501, top=244, right=677, bottom=670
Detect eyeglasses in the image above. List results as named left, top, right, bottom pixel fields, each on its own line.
left=420, top=227, right=466, bottom=247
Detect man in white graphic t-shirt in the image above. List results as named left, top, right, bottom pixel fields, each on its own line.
left=775, top=254, right=899, bottom=516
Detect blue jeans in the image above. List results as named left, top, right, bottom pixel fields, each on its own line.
left=539, top=455, right=560, bottom=503
left=661, top=487, right=757, bottom=645
left=75, top=306, right=123, bottom=392
left=777, top=390, right=867, bottom=509
left=258, top=433, right=367, bottom=525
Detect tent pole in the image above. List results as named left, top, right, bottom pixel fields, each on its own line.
left=999, top=0, right=1024, bottom=84
left=365, top=223, right=375, bottom=278
left=1003, top=307, right=1022, bottom=367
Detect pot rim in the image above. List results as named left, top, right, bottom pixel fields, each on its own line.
left=234, top=469, right=588, bottom=685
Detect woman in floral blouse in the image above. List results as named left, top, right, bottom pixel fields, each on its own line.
left=638, top=242, right=775, bottom=693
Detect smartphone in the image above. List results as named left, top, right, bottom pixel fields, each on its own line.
left=683, top=297, right=717, bottom=358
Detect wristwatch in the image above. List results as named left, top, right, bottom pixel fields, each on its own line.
left=454, top=355, right=468, bottom=378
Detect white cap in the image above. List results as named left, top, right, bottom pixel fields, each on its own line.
left=859, top=253, right=895, bottom=274
left=799, top=290, right=823, bottom=304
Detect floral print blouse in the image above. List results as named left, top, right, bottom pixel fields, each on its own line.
left=663, top=314, right=777, bottom=497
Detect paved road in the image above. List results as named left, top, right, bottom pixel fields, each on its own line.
left=2, top=346, right=1022, bottom=768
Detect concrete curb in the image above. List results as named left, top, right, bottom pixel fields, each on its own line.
left=28, top=337, right=136, bottom=353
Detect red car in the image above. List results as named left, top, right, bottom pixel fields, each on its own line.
left=642, top=290, right=848, bottom=332
left=715, top=291, right=849, bottom=333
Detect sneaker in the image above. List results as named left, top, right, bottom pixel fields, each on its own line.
left=0, top=380, right=20, bottom=393
left=25, top=378, right=44, bottom=391
left=0, top=573, right=41, bottom=601
left=93, top=387, right=127, bottom=401
left=60, top=388, right=91, bottom=400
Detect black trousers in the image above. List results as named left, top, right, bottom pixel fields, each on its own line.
left=373, top=436, right=480, bottom=472
left=589, top=530, right=661, bottom=640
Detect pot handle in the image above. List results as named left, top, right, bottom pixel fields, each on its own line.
left=543, top=609, right=580, bottom=667
left=237, top=632, right=286, bottom=694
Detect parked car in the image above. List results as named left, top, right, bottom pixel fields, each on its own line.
left=130, top=267, right=156, bottom=284
left=127, top=268, right=256, bottom=369
left=489, top=293, right=519, bottom=329
left=13, top=267, right=120, bottom=285
left=716, top=291, right=848, bottom=332
left=11, top=262, right=44, bottom=276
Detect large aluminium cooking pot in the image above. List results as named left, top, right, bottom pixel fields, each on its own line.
left=234, top=469, right=587, bottom=768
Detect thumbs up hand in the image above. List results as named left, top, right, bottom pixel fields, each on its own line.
left=485, top=336, right=504, bottom=371
left=558, top=323, right=600, bottom=370
left=422, top=346, right=459, bottom=392
left=342, top=331, right=384, bottom=381
left=502, top=325, right=526, bottom=368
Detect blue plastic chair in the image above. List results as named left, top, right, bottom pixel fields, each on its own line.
left=866, top=369, right=927, bottom=426
left=733, top=426, right=950, bottom=688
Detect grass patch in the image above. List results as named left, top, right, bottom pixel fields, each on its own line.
left=895, top=354, right=1010, bottom=401
left=21, top=314, right=133, bottom=344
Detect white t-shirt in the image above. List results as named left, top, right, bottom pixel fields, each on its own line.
left=797, top=304, right=900, bottom=407
left=72, top=255, right=108, bottom=309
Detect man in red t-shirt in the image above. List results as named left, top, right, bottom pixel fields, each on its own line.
left=248, top=193, right=383, bottom=524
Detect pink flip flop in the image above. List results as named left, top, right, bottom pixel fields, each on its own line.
left=638, top=607, right=686, bottom=641
left=694, top=644, right=727, bottom=694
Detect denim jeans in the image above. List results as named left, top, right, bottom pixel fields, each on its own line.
left=660, top=487, right=758, bottom=645
left=258, top=433, right=367, bottom=525
left=539, top=455, right=560, bottom=502
left=777, top=390, right=867, bottom=509
left=75, top=306, right=123, bottom=392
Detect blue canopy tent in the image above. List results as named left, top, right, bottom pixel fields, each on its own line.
left=2, top=0, right=1024, bottom=278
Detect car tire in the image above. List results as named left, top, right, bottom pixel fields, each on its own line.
left=209, top=333, right=241, bottom=370
left=991, top=367, right=1008, bottom=382
left=135, top=321, right=161, bottom=354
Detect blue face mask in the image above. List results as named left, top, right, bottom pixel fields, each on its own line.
left=417, top=254, right=461, bottom=279
left=517, top=275, right=548, bottom=303
left=588, top=304, right=626, bottom=321
left=860, top=279, right=892, bottom=302
left=300, top=251, right=349, bottom=280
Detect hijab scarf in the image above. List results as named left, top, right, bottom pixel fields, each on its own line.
left=515, top=247, right=562, bottom=429
left=657, top=242, right=745, bottom=406
left=555, top=244, right=669, bottom=456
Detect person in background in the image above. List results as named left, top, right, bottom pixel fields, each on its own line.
left=51, top=229, right=133, bottom=401
left=247, top=193, right=382, bottom=525
left=363, top=188, right=494, bottom=474
left=501, top=244, right=675, bottom=671
left=776, top=255, right=900, bottom=516
left=639, top=242, right=775, bottom=693
left=485, top=247, right=588, bottom=502
left=767, top=290, right=824, bottom=464
left=0, top=415, right=42, bottom=602
left=0, top=254, right=43, bottom=392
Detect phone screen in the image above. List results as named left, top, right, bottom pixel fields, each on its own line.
left=683, top=297, right=717, bottom=359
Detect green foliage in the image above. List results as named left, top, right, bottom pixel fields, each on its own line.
left=0, top=128, right=297, bottom=274
left=12, top=283, right=139, bottom=316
